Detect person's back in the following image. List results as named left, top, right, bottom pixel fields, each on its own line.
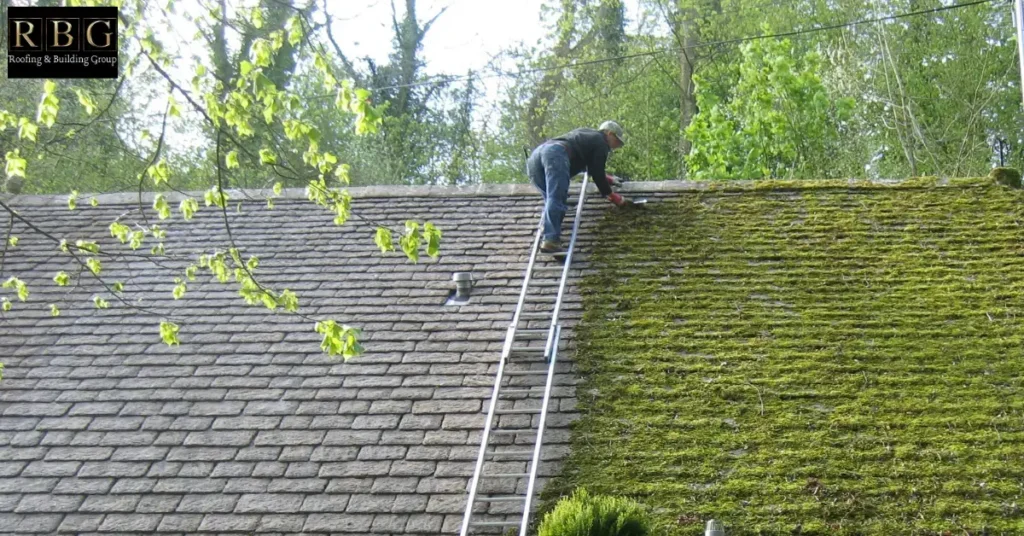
left=551, top=128, right=611, bottom=180
left=525, top=121, right=630, bottom=256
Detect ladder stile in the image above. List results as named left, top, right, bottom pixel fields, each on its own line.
left=520, top=324, right=561, bottom=536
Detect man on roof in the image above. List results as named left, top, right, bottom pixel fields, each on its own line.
left=527, top=120, right=631, bottom=256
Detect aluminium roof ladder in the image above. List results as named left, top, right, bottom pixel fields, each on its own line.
left=458, top=173, right=593, bottom=535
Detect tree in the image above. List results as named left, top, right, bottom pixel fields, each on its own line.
left=685, top=32, right=855, bottom=179
left=0, top=0, right=444, bottom=377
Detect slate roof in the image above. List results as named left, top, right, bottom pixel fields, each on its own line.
left=3, top=176, right=1004, bottom=535
left=0, top=182, right=611, bottom=535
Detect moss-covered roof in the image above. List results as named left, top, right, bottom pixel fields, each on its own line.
left=547, top=173, right=1024, bottom=535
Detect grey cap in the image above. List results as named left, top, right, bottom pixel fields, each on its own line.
left=599, top=120, right=625, bottom=145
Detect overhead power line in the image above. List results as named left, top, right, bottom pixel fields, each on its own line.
left=315, top=0, right=1004, bottom=99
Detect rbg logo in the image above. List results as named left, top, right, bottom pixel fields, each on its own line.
left=7, top=6, right=119, bottom=79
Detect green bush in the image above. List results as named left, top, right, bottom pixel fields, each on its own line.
left=536, top=488, right=652, bottom=536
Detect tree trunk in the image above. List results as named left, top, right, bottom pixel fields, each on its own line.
left=526, top=0, right=577, bottom=147
left=211, top=0, right=231, bottom=99
left=671, top=4, right=700, bottom=176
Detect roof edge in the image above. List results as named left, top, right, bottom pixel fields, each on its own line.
left=1, top=174, right=1005, bottom=207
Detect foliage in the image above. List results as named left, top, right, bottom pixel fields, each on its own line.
left=686, top=32, right=855, bottom=179
left=548, top=177, right=1024, bottom=534
left=537, top=488, right=653, bottom=536
left=0, top=0, right=443, bottom=364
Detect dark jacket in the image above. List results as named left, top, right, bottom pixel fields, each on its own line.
left=551, top=128, right=613, bottom=196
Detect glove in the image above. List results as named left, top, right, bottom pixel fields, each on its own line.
left=608, top=192, right=627, bottom=207
left=605, top=174, right=622, bottom=187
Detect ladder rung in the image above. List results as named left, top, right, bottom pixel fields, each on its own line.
left=489, top=429, right=537, bottom=435
left=525, top=296, right=557, bottom=303
left=484, top=472, right=530, bottom=478
left=499, top=389, right=537, bottom=396
left=488, top=450, right=534, bottom=458
left=510, top=346, right=545, bottom=353
left=470, top=520, right=521, bottom=527
left=494, top=408, right=542, bottom=415
left=475, top=495, right=525, bottom=503
left=517, top=313, right=551, bottom=320
left=503, top=370, right=549, bottom=376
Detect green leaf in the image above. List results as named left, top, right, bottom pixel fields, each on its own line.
left=53, top=271, right=70, bottom=286
left=90, top=197, right=98, bottom=207
left=5, top=150, right=27, bottom=179
left=7, top=236, right=18, bottom=247
left=168, top=94, right=181, bottom=118
left=400, top=221, right=421, bottom=263
left=267, top=198, right=275, bottom=210
left=272, top=182, right=282, bottom=196
left=172, top=281, right=187, bottom=299
left=109, top=222, right=130, bottom=243
left=196, top=64, right=207, bottom=76
left=179, top=197, right=199, bottom=220
left=374, top=227, right=394, bottom=253
left=160, top=321, right=180, bottom=346
left=287, top=16, right=303, bottom=46
left=246, top=256, right=259, bottom=271
left=240, top=60, right=253, bottom=77
left=153, top=194, right=171, bottom=220
left=280, top=289, right=299, bottom=312
left=50, top=304, right=60, bottom=317
left=75, top=240, right=99, bottom=253
left=75, top=89, right=97, bottom=115
left=185, top=265, right=198, bottom=281
left=112, top=281, right=124, bottom=293
left=129, top=231, right=145, bottom=250
left=151, top=243, right=165, bottom=255
left=3, top=276, right=28, bottom=301
left=315, top=320, right=363, bottom=360
left=148, top=159, right=170, bottom=186
left=252, top=39, right=272, bottom=67
left=226, top=151, right=240, bottom=169
left=335, top=163, right=350, bottom=185
left=18, top=118, right=38, bottom=141
left=260, top=149, right=277, bottom=165
left=251, top=6, right=264, bottom=29
left=93, top=295, right=109, bottom=309
left=1, top=298, right=10, bottom=312
left=424, top=222, right=442, bottom=258
left=37, top=81, right=60, bottom=127
left=68, top=190, right=79, bottom=210
left=332, top=190, right=352, bottom=226
left=204, top=187, right=229, bottom=208
left=86, top=258, right=102, bottom=275
left=260, top=291, right=277, bottom=310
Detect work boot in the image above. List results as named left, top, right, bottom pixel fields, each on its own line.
left=540, top=239, right=566, bottom=257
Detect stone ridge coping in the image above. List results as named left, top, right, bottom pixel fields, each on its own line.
left=1, top=175, right=1000, bottom=207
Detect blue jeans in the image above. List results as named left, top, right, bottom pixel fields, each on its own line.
left=527, top=142, right=571, bottom=242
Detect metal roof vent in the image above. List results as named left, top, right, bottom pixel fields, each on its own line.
left=445, top=272, right=474, bottom=305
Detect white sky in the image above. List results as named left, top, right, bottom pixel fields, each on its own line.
left=329, top=0, right=553, bottom=77
left=145, top=0, right=650, bottom=153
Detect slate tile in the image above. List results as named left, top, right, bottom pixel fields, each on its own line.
left=97, top=513, right=161, bottom=531
left=234, top=493, right=303, bottom=513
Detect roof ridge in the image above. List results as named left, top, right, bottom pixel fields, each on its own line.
left=2, top=174, right=1008, bottom=207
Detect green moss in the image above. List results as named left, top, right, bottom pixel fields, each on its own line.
left=683, top=175, right=992, bottom=193
left=546, top=180, right=1024, bottom=535
left=990, top=168, right=1022, bottom=189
